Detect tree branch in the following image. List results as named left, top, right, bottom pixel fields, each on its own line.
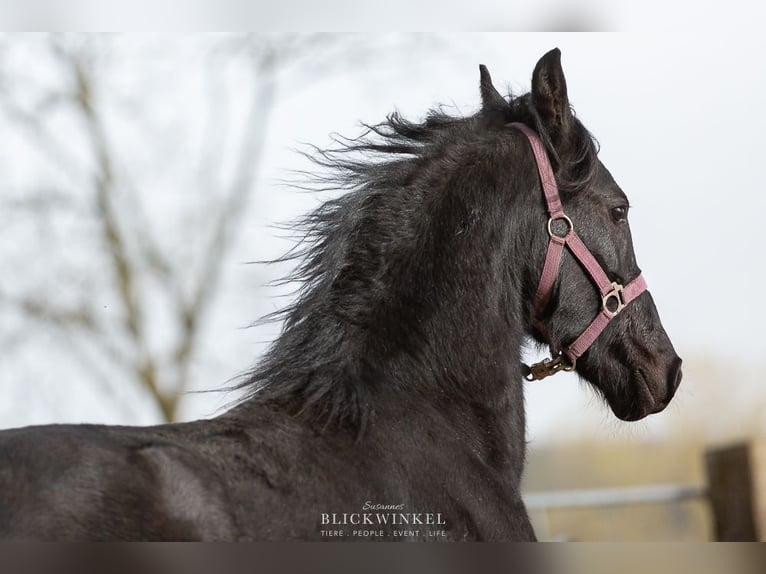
left=65, top=48, right=173, bottom=420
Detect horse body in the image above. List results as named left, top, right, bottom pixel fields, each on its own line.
left=0, top=48, right=681, bottom=541
left=0, top=397, right=533, bottom=540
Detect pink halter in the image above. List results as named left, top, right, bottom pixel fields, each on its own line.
left=510, top=123, right=647, bottom=381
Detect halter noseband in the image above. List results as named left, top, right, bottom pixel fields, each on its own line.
left=510, top=123, right=647, bottom=382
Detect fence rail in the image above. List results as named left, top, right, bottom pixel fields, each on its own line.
left=523, top=483, right=707, bottom=510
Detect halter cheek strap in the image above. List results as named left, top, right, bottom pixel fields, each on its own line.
left=510, top=123, right=648, bottom=381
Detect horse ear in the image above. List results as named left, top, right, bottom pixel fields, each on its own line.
left=531, top=48, right=574, bottom=144
left=479, top=64, right=507, bottom=114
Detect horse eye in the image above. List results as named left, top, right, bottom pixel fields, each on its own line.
left=611, top=206, right=628, bottom=223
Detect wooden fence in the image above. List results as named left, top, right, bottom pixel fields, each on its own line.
left=522, top=440, right=766, bottom=541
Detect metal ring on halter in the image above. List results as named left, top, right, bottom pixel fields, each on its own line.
left=602, top=282, right=626, bottom=318
left=547, top=214, right=573, bottom=240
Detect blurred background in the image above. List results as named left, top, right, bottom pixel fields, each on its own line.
left=1, top=33, right=765, bottom=541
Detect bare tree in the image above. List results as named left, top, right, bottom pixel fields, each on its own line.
left=0, top=33, right=414, bottom=423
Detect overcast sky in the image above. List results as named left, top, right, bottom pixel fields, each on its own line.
left=1, top=33, right=764, bottom=445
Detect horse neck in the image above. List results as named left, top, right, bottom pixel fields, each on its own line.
left=371, top=144, right=543, bottom=404
left=353, top=165, right=545, bottom=484
left=355, top=162, right=544, bottom=451
left=235, top=136, right=546, bottom=466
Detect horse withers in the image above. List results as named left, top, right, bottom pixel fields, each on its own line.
left=0, top=48, right=681, bottom=541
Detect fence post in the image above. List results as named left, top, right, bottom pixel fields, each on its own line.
left=705, top=440, right=766, bottom=541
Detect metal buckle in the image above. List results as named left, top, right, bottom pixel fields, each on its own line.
left=602, top=282, right=626, bottom=318
left=524, top=353, right=576, bottom=382
left=547, top=214, right=573, bottom=240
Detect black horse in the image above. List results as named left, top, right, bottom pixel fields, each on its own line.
left=0, top=49, right=681, bottom=541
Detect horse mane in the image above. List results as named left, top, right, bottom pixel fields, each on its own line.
left=230, top=90, right=599, bottom=433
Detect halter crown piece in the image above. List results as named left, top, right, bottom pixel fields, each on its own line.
left=510, top=123, right=648, bottom=381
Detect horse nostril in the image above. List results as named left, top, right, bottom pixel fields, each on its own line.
left=668, top=358, right=683, bottom=397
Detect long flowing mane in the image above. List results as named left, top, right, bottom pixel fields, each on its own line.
left=231, top=91, right=599, bottom=432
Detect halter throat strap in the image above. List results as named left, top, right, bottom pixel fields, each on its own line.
left=510, top=122, right=647, bottom=381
